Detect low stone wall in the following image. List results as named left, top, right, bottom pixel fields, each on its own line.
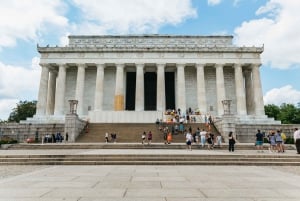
left=64, top=114, right=86, bottom=142
left=0, top=123, right=64, bottom=142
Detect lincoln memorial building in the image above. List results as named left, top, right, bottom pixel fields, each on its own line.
left=34, top=35, right=266, bottom=123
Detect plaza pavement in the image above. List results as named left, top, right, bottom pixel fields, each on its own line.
left=0, top=147, right=300, bottom=201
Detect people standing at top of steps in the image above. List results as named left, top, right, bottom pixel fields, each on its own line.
left=163, top=126, right=168, bottom=144
left=255, top=130, right=264, bottom=153
left=105, top=132, right=109, bottom=143
left=293, top=128, right=300, bottom=154
left=142, top=131, right=146, bottom=144
left=228, top=131, right=235, bottom=152
left=216, top=135, right=222, bottom=147
left=267, top=131, right=276, bottom=153
left=147, top=131, right=152, bottom=145
left=65, top=132, right=68, bottom=143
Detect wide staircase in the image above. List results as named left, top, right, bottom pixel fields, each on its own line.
left=76, top=122, right=219, bottom=143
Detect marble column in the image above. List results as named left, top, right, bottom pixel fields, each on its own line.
left=156, top=64, right=165, bottom=112
left=196, top=63, right=207, bottom=114
left=215, top=63, right=226, bottom=116
left=234, top=64, right=247, bottom=115
left=36, top=64, right=49, bottom=116
left=244, top=69, right=254, bottom=115
left=94, top=64, right=105, bottom=111
left=135, top=63, right=144, bottom=111
left=252, top=63, right=265, bottom=115
left=54, top=64, right=67, bottom=115
left=75, top=64, right=86, bottom=115
left=46, top=70, right=57, bottom=115
left=114, top=64, right=124, bottom=111
left=176, top=64, right=186, bottom=113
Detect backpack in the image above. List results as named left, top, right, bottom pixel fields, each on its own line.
left=281, top=133, right=286, bottom=141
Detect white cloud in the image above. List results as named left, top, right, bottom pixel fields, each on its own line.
left=234, top=0, right=300, bottom=69
left=208, top=0, right=222, bottom=6
left=0, top=0, right=68, bottom=48
left=264, top=85, right=300, bottom=106
left=0, top=57, right=41, bottom=120
left=71, top=0, right=197, bottom=34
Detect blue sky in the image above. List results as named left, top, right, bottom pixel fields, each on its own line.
left=0, top=0, right=300, bottom=120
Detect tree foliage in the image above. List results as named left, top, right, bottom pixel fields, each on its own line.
left=265, top=103, right=300, bottom=124
left=8, top=101, right=37, bottom=123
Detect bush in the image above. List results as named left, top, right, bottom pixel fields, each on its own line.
left=0, top=139, right=18, bottom=145
left=285, top=137, right=294, bottom=144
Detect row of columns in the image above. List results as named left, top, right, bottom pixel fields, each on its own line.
left=36, top=63, right=265, bottom=117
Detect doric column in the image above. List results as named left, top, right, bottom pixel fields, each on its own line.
left=135, top=63, right=144, bottom=111
left=114, top=64, right=125, bottom=111
left=94, top=64, right=105, bottom=111
left=196, top=63, right=207, bottom=114
left=156, top=64, right=165, bottom=111
left=46, top=69, right=57, bottom=115
left=54, top=64, right=67, bottom=115
left=215, top=63, right=226, bottom=116
left=75, top=64, right=86, bottom=115
left=252, top=63, right=265, bottom=115
left=234, top=64, right=247, bottom=115
left=244, top=69, right=254, bottom=114
left=36, top=64, right=49, bottom=116
left=176, top=64, right=186, bottom=113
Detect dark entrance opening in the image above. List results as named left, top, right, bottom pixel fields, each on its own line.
left=144, top=72, right=157, bottom=110
left=165, top=72, right=175, bottom=110
left=125, top=72, right=136, bottom=110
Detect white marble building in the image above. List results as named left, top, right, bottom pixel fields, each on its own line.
left=34, top=35, right=266, bottom=123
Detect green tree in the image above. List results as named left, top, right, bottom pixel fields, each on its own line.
left=278, top=103, right=300, bottom=124
left=8, top=101, right=37, bottom=123
left=264, top=104, right=280, bottom=120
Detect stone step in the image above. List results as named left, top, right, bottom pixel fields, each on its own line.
left=6, top=143, right=296, bottom=150
left=1, top=153, right=299, bottom=165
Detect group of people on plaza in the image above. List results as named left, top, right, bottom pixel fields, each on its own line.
left=43, top=132, right=68, bottom=143
left=255, top=128, right=300, bottom=154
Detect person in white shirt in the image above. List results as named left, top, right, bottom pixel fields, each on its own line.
left=185, top=132, right=193, bottom=150
left=293, top=128, right=300, bottom=154
left=200, top=129, right=207, bottom=148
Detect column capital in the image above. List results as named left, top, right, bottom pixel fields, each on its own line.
left=135, top=63, right=144, bottom=68
left=215, top=63, right=224, bottom=68
left=251, top=63, right=262, bottom=68
left=233, top=63, right=243, bottom=68
left=156, top=63, right=165, bottom=68
left=57, top=63, right=69, bottom=68
left=176, top=63, right=186, bottom=68
left=95, top=63, right=105, bottom=69
left=196, top=63, right=206, bottom=68
left=116, top=63, right=125, bottom=68
left=77, top=63, right=87, bottom=68
left=39, top=63, right=50, bottom=68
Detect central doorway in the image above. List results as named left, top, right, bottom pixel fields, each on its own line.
left=144, top=72, right=157, bottom=110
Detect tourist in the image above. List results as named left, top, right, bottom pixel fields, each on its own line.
left=267, top=131, right=276, bottom=153
left=228, top=131, right=235, bottom=152
left=216, top=135, right=222, bottom=147
left=167, top=132, right=172, bottom=144
left=141, top=131, right=146, bottom=144
left=255, top=129, right=264, bottom=152
left=280, top=129, right=286, bottom=152
left=65, top=132, right=69, bottom=143
left=207, top=133, right=214, bottom=150
left=147, top=131, right=152, bottom=145
left=163, top=126, right=168, bottom=144
left=275, top=130, right=283, bottom=153
left=105, top=132, right=109, bottom=143
left=200, top=129, right=207, bottom=148
left=293, top=128, right=300, bottom=154
left=185, top=131, right=192, bottom=151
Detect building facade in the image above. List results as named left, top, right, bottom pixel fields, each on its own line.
left=34, top=35, right=265, bottom=123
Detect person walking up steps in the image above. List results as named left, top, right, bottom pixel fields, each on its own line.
left=141, top=131, right=146, bottom=144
